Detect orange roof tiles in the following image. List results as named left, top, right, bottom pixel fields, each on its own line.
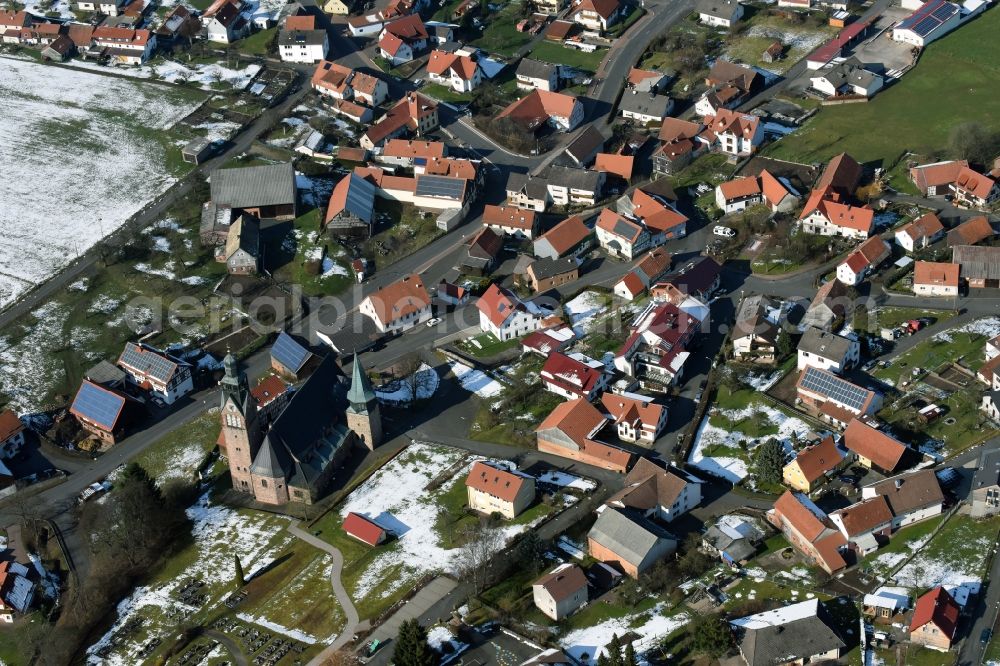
left=953, top=167, right=996, bottom=200
left=0, top=410, right=24, bottom=443
left=426, top=49, right=479, bottom=80
left=536, top=215, right=590, bottom=255
left=285, top=14, right=316, bottom=30
left=789, top=436, right=843, bottom=484
left=364, top=274, right=430, bottom=326
left=498, top=89, right=579, bottom=127
left=718, top=175, right=761, bottom=201
left=913, top=261, right=959, bottom=288
left=910, top=160, right=967, bottom=192
left=947, top=215, right=994, bottom=247
left=483, top=204, right=537, bottom=230
left=466, top=461, right=531, bottom=502
left=843, top=418, right=908, bottom=472
left=594, top=153, right=634, bottom=180
left=383, top=138, right=447, bottom=160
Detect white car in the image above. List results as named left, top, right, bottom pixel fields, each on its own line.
left=713, top=226, right=736, bottom=238
left=426, top=317, right=442, bottom=327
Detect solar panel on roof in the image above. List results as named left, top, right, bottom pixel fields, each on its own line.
left=271, top=331, right=312, bottom=373
left=931, top=3, right=955, bottom=19
left=72, top=381, right=125, bottom=430
left=119, top=343, right=176, bottom=383
left=800, top=367, right=869, bottom=411
left=415, top=175, right=465, bottom=200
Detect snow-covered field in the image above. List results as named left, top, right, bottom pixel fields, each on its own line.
left=0, top=58, right=203, bottom=312
left=448, top=360, right=505, bottom=398
left=561, top=605, right=688, bottom=665
left=87, top=494, right=297, bottom=665
left=687, top=402, right=812, bottom=483
left=564, top=291, right=607, bottom=336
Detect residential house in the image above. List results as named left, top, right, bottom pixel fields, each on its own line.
left=587, top=507, right=677, bottom=577
left=798, top=186, right=874, bottom=239
left=796, top=366, right=882, bottom=428
left=817, top=152, right=863, bottom=197
left=379, top=14, right=428, bottom=65
left=483, top=205, right=539, bottom=239
left=732, top=294, right=780, bottom=363
left=797, top=328, right=859, bottom=374
left=535, top=0, right=568, bottom=13
left=522, top=324, right=575, bottom=356
left=360, top=93, right=439, bottom=149
left=312, top=61, right=388, bottom=105
left=465, top=460, right=536, bottom=519
left=650, top=256, right=722, bottom=312
left=544, top=17, right=577, bottom=39
left=895, top=213, right=945, bottom=252
left=156, top=5, right=202, bottom=42
left=532, top=564, right=588, bottom=620
left=569, top=0, right=624, bottom=33
left=843, top=417, right=909, bottom=473
left=702, top=109, right=763, bottom=157
left=324, top=172, right=377, bottom=238
left=947, top=215, right=994, bottom=247
left=703, top=515, right=761, bottom=566
left=652, top=118, right=708, bottom=175
left=250, top=374, right=291, bottom=424
left=564, top=126, right=606, bottom=166
left=506, top=173, right=552, bottom=212
left=476, top=283, right=543, bottom=341
left=427, top=49, right=483, bottom=92
left=595, top=209, right=652, bottom=260
left=614, top=301, right=700, bottom=391
left=546, top=165, right=605, bottom=207
left=435, top=280, right=470, bottom=308
left=892, top=0, right=962, bottom=47
left=323, top=0, right=354, bottom=14
left=209, top=162, right=297, bottom=221
left=498, top=89, right=584, bottom=132
left=628, top=67, right=671, bottom=93
left=541, top=351, right=610, bottom=401
left=328, top=98, right=374, bottom=124
left=829, top=496, right=894, bottom=555
left=913, top=261, right=960, bottom=297
left=270, top=331, right=314, bottom=379
left=909, top=160, right=968, bottom=197
left=768, top=491, right=848, bottom=574
left=971, top=448, right=1000, bottom=518
left=953, top=244, right=1000, bottom=289
left=618, top=187, right=689, bottom=241
left=526, top=257, right=579, bottom=292
left=0, top=10, right=30, bottom=32
left=0, top=560, right=35, bottom=623
left=352, top=71, right=388, bottom=106
left=342, top=512, right=388, bottom=546
left=605, top=457, right=701, bottom=521
left=836, top=236, right=891, bottom=286
left=731, top=599, right=847, bottom=666
left=70, top=380, right=134, bottom=446
left=810, top=58, right=884, bottom=98
left=801, top=279, right=850, bottom=331
left=535, top=398, right=634, bottom=472
left=614, top=247, right=673, bottom=301
left=618, top=91, right=674, bottom=125
left=761, top=41, right=783, bottom=62
left=863, top=588, right=911, bottom=619
left=516, top=57, right=560, bottom=91
left=594, top=153, right=635, bottom=182
left=783, top=435, right=846, bottom=493
left=534, top=215, right=592, bottom=259
left=909, top=587, right=960, bottom=650
left=118, top=342, right=194, bottom=405
left=860, top=469, right=944, bottom=531
left=378, top=139, right=447, bottom=166
left=696, top=0, right=743, bottom=27
left=278, top=14, right=328, bottom=63
left=221, top=214, right=261, bottom=275
left=0, top=411, right=25, bottom=460
left=600, top=393, right=667, bottom=444
left=714, top=175, right=764, bottom=214
left=359, top=274, right=432, bottom=333
left=462, top=227, right=504, bottom=275
left=695, top=60, right=762, bottom=115
left=41, top=35, right=74, bottom=61
left=202, top=0, right=250, bottom=43
left=91, top=26, right=156, bottom=64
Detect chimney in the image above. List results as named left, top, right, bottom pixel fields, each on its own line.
left=895, top=479, right=903, bottom=488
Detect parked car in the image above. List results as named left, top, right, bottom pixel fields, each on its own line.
left=713, top=226, right=736, bottom=238
left=425, top=317, right=442, bottom=327
left=78, top=480, right=112, bottom=503
left=981, top=628, right=991, bottom=645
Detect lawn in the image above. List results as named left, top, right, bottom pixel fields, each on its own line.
left=456, top=332, right=522, bottom=358
left=362, top=200, right=445, bottom=268
left=421, top=82, right=474, bottom=103
left=862, top=514, right=946, bottom=581
left=751, top=234, right=830, bottom=275
left=270, top=208, right=354, bottom=298
left=890, top=514, right=1000, bottom=595
left=132, top=411, right=220, bottom=485
left=239, top=27, right=276, bottom=57
left=529, top=41, right=607, bottom=73
left=765, top=7, right=1000, bottom=167
left=723, top=14, right=835, bottom=75
left=879, top=383, right=994, bottom=457
left=471, top=1, right=534, bottom=56
left=869, top=307, right=957, bottom=333
left=873, top=326, right=988, bottom=385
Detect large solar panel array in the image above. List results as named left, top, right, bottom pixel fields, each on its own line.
left=415, top=175, right=465, bottom=201
left=346, top=173, right=376, bottom=223
left=119, top=343, right=176, bottom=383
left=271, top=331, right=312, bottom=373
left=800, top=366, right=869, bottom=411
left=72, top=381, right=125, bottom=429
left=899, top=0, right=958, bottom=36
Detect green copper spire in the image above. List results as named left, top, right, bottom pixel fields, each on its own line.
left=347, top=353, right=376, bottom=412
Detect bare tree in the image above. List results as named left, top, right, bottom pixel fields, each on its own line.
left=396, top=353, right=436, bottom=402
left=454, top=522, right=504, bottom=593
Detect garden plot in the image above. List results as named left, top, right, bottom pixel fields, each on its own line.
left=688, top=397, right=812, bottom=483
left=87, top=495, right=298, bottom=666
left=560, top=605, right=688, bottom=665
left=725, top=21, right=833, bottom=74
left=0, top=58, right=204, bottom=312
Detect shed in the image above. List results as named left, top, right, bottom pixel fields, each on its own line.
left=182, top=136, right=215, bottom=165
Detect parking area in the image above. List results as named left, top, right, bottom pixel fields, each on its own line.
left=850, top=10, right=919, bottom=74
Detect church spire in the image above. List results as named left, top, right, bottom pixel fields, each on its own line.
left=347, top=353, right=376, bottom=413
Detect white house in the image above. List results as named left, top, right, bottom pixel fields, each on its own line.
left=516, top=58, right=560, bottom=92
left=605, top=458, right=702, bottom=522
left=426, top=50, right=483, bottom=92
left=476, top=283, right=543, bottom=341
left=359, top=273, right=433, bottom=333
left=117, top=342, right=194, bottom=405
left=278, top=15, right=329, bottom=63
left=202, top=0, right=250, bottom=43
left=913, top=261, right=960, bottom=297
left=809, top=58, right=884, bottom=98
left=695, top=0, right=744, bottom=27
left=798, top=187, right=873, bottom=239
left=836, top=236, right=890, bottom=286
left=541, top=351, right=610, bottom=401
left=892, top=0, right=962, bottom=47
left=894, top=213, right=945, bottom=252
left=797, top=327, right=860, bottom=375
left=569, top=0, right=624, bottom=33
left=595, top=209, right=653, bottom=260
left=704, top=109, right=763, bottom=157
left=0, top=411, right=25, bottom=460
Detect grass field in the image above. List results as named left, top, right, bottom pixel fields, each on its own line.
left=529, top=41, right=607, bottom=73
left=891, top=514, right=1000, bottom=594
left=472, top=1, right=534, bottom=56
left=863, top=514, right=946, bottom=580
left=456, top=332, right=522, bottom=358
left=239, top=27, right=276, bottom=56
left=869, top=307, right=958, bottom=333
left=421, top=82, right=474, bottom=103
left=133, top=411, right=219, bottom=484
left=765, top=8, right=1000, bottom=167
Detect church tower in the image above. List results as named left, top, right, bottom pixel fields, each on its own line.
left=219, top=352, right=262, bottom=493
left=345, top=353, right=382, bottom=450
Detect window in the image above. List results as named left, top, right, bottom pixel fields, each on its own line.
left=261, top=479, right=268, bottom=488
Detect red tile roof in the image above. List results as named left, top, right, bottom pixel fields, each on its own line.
left=831, top=495, right=892, bottom=536
left=426, top=49, right=479, bottom=80
left=465, top=461, right=531, bottom=502
left=816, top=152, right=862, bottom=195
left=703, top=108, right=759, bottom=138
left=484, top=204, right=537, bottom=231
left=842, top=236, right=889, bottom=274
left=843, top=418, right=907, bottom=472
left=947, top=215, right=994, bottom=247
left=772, top=491, right=847, bottom=573
left=910, top=160, right=967, bottom=193
left=363, top=274, right=430, bottom=326
left=285, top=14, right=316, bottom=30
left=342, top=512, right=386, bottom=546
left=476, top=283, right=526, bottom=328
left=658, top=117, right=703, bottom=143
left=759, top=170, right=791, bottom=207
left=536, top=215, right=590, bottom=255
left=0, top=410, right=24, bottom=443
left=910, top=587, right=959, bottom=639
left=789, top=436, right=843, bottom=484
left=594, top=153, right=634, bottom=180
left=250, top=375, right=289, bottom=407
left=913, top=261, right=959, bottom=288
left=498, top=89, right=579, bottom=128
left=570, top=0, right=621, bottom=20
left=718, top=175, right=761, bottom=201
left=953, top=166, right=997, bottom=199
left=897, top=212, right=944, bottom=243
left=630, top=189, right=687, bottom=233
left=800, top=185, right=874, bottom=233
left=541, top=351, right=605, bottom=397
left=383, top=138, right=447, bottom=160
left=382, top=13, right=427, bottom=39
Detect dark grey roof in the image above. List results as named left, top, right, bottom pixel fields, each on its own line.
left=664, top=256, right=721, bottom=295
left=530, top=257, right=578, bottom=280
left=415, top=174, right=466, bottom=201
left=546, top=165, right=603, bottom=192
left=587, top=507, right=676, bottom=568
left=516, top=57, right=558, bottom=80
left=85, top=360, right=127, bottom=386
left=975, top=448, right=1000, bottom=491
left=734, top=601, right=846, bottom=666
left=734, top=294, right=779, bottom=342
left=798, top=327, right=853, bottom=361
left=564, top=125, right=606, bottom=163
left=695, top=0, right=741, bottom=19
left=211, top=162, right=296, bottom=209
left=506, top=172, right=550, bottom=200
left=618, top=91, right=673, bottom=118
left=703, top=525, right=756, bottom=561
left=818, top=57, right=881, bottom=89
left=253, top=354, right=348, bottom=483
left=953, top=245, right=1000, bottom=281
left=325, top=314, right=382, bottom=354
left=279, top=28, right=327, bottom=46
